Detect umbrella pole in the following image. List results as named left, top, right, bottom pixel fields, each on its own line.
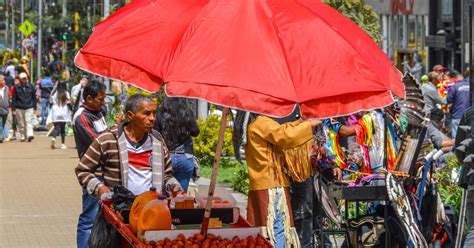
left=200, top=107, right=229, bottom=236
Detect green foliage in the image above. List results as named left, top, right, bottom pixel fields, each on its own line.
left=193, top=113, right=234, bottom=160
left=1, top=49, right=21, bottom=65
left=198, top=157, right=249, bottom=195
left=200, top=158, right=242, bottom=184
left=322, top=0, right=381, bottom=44
left=435, top=155, right=463, bottom=214
left=231, top=163, right=250, bottom=195
left=126, top=86, right=164, bottom=105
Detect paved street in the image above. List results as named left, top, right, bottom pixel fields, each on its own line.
left=0, top=135, right=81, bottom=247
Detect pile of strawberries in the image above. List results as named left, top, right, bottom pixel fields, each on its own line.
left=144, top=233, right=271, bottom=248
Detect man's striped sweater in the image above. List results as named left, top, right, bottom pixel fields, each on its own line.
left=75, top=123, right=182, bottom=196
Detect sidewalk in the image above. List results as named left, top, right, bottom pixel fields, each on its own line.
left=0, top=135, right=81, bottom=247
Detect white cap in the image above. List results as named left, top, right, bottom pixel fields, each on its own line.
left=19, top=72, right=28, bottom=79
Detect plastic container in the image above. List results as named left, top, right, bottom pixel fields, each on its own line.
left=184, top=197, right=195, bottom=208
left=129, top=187, right=159, bottom=234
left=174, top=194, right=185, bottom=209
left=137, top=197, right=172, bottom=238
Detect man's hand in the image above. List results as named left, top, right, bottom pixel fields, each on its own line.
left=307, top=118, right=322, bottom=127
left=97, top=185, right=111, bottom=198
left=333, top=167, right=342, bottom=181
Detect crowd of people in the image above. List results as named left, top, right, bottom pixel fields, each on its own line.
left=1, top=52, right=472, bottom=247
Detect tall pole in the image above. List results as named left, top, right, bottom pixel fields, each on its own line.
left=93, top=0, right=96, bottom=19
left=11, top=0, right=14, bottom=50
left=5, top=0, right=9, bottom=48
left=20, top=0, right=24, bottom=56
left=37, top=0, right=42, bottom=80
left=103, top=0, right=110, bottom=92
left=103, top=0, right=109, bottom=18
left=62, top=0, right=67, bottom=17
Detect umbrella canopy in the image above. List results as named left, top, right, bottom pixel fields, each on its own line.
left=75, top=0, right=405, bottom=118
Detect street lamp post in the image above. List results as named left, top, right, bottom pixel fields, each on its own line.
left=37, top=0, right=42, bottom=80
left=20, top=0, right=23, bottom=56
left=11, top=1, right=14, bottom=50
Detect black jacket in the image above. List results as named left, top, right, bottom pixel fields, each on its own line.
left=73, top=105, right=108, bottom=159
left=12, top=82, right=37, bottom=110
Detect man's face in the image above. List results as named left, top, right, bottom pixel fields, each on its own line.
left=85, top=90, right=106, bottom=110
left=80, top=78, right=88, bottom=87
left=20, top=77, right=28, bottom=84
left=0, top=78, right=5, bottom=87
left=128, top=101, right=156, bottom=133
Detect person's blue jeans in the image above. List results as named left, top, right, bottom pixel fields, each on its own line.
left=77, top=187, right=99, bottom=248
left=0, top=114, right=7, bottom=141
left=3, top=121, right=9, bottom=138
left=273, top=190, right=286, bottom=248
left=452, top=118, right=461, bottom=138
left=40, top=98, right=49, bottom=125
left=171, top=153, right=195, bottom=192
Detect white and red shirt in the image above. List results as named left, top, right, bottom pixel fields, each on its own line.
left=126, top=135, right=153, bottom=195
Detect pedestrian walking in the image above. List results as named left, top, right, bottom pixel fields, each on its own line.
left=7, top=77, right=20, bottom=141
left=71, top=77, right=88, bottom=114
left=3, top=70, right=14, bottom=88
left=447, top=72, right=470, bottom=138
left=0, top=75, right=9, bottom=143
left=72, top=80, right=107, bottom=248
left=403, top=53, right=425, bottom=84
left=4, top=60, right=16, bottom=80
left=47, top=82, right=71, bottom=149
left=154, top=97, right=200, bottom=192
left=39, top=71, right=54, bottom=126
left=11, top=72, right=36, bottom=142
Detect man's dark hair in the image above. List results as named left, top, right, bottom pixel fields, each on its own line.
left=44, top=70, right=50, bottom=77
left=447, top=70, right=460, bottom=78
left=125, top=94, right=154, bottom=114
left=82, top=80, right=106, bottom=101
left=430, top=108, right=444, bottom=122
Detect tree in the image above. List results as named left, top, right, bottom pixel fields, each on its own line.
left=322, top=0, right=381, bottom=44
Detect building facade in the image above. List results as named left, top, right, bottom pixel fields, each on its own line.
left=364, top=0, right=471, bottom=75
left=364, top=0, right=429, bottom=71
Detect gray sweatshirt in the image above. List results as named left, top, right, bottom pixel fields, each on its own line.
left=0, top=86, right=9, bottom=115
left=421, top=82, right=446, bottom=115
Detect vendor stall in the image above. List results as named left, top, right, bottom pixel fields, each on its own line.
left=74, top=0, right=412, bottom=247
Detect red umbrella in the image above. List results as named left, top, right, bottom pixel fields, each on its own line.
left=75, top=0, right=405, bottom=237
left=75, top=0, right=404, bottom=119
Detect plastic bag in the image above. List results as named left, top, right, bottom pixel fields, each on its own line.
left=87, top=204, right=121, bottom=248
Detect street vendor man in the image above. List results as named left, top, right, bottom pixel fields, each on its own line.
left=75, top=94, right=183, bottom=200
left=244, top=114, right=322, bottom=248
